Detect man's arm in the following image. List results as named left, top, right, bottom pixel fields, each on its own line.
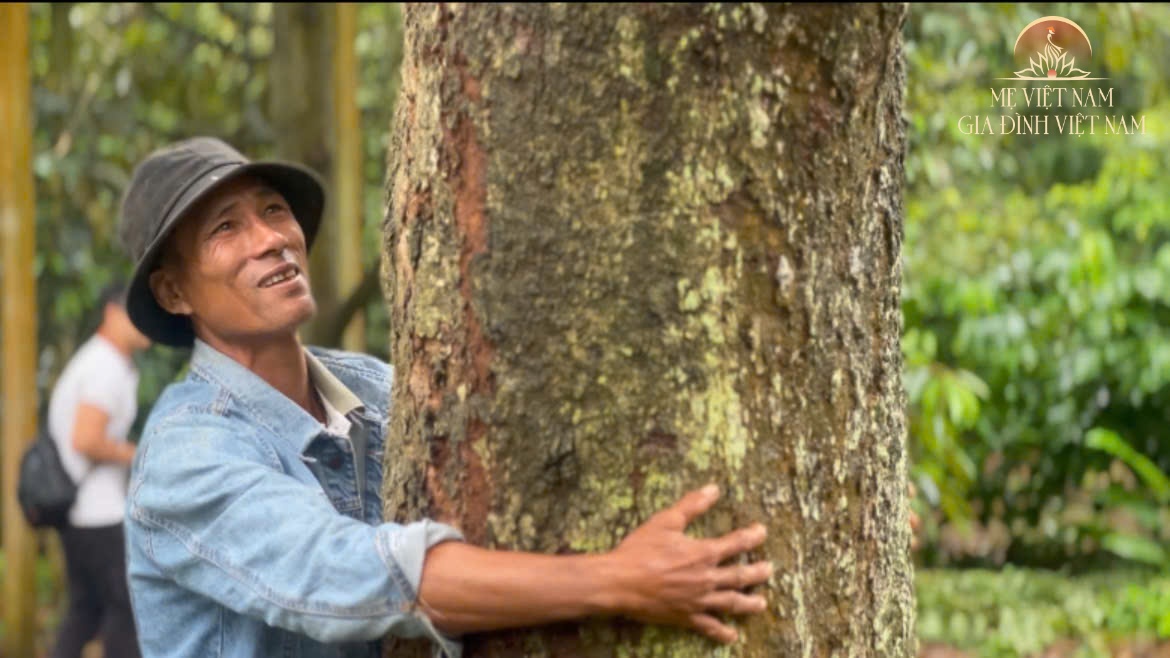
left=418, top=484, right=771, bottom=644
left=130, top=417, right=464, bottom=649
left=133, top=414, right=765, bottom=648
left=72, top=402, right=136, bottom=464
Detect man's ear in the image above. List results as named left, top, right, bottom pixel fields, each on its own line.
left=148, top=268, right=193, bottom=316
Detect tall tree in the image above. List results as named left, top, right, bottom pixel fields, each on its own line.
left=270, top=2, right=379, bottom=349
left=332, top=2, right=366, bottom=352
left=382, top=4, right=914, bottom=657
left=2, top=4, right=38, bottom=657
left=269, top=3, right=340, bottom=347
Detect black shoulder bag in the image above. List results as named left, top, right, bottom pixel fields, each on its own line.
left=17, top=430, right=84, bottom=528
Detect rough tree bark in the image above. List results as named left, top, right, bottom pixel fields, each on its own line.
left=382, top=4, right=914, bottom=657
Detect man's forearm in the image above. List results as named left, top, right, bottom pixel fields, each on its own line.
left=415, top=486, right=772, bottom=644
left=75, top=435, right=135, bottom=464
left=416, top=542, right=619, bottom=636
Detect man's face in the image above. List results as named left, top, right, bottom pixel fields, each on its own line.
left=149, top=174, right=316, bottom=344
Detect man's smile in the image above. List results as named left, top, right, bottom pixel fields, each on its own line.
left=258, top=263, right=302, bottom=288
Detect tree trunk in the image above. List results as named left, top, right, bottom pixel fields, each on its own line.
left=382, top=4, right=914, bottom=657
left=1, top=5, right=39, bottom=656
left=48, top=2, right=73, bottom=92
left=331, top=2, right=366, bottom=352
left=269, top=3, right=339, bottom=346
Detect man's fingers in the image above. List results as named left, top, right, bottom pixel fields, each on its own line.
left=709, top=523, right=767, bottom=563
left=690, top=613, right=738, bottom=644
left=711, top=560, right=773, bottom=589
left=699, top=590, right=768, bottom=616
left=657, top=484, right=721, bottom=529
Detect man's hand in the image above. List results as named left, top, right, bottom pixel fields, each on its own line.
left=416, top=484, right=770, bottom=641
left=602, top=484, right=771, bottom=644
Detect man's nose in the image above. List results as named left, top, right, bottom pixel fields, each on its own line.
left=246, top=212, right=290, bottom=257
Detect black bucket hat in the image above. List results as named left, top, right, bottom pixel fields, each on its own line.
left=118, top=137, right=326, bottom=348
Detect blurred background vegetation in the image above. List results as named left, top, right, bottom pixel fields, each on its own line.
left=905, top=3, right=1170, bottom=656
left=4, top=2, right=1170, bottom=656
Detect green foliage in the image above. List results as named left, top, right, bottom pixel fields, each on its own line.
left=905, top=327, right=988, bottom=522
left=1108, top=580, right=1170, bottom=639
left=1085, top=429, right=1170, bottom=503
left=917, top=567, right=1170, bottom=658
left=905, top=4, right=1170, bottom=568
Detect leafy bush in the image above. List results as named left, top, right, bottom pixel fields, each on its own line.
left=904, top=4, right=1170, bottom=568
left=917, top=567, right=1170, bottom=658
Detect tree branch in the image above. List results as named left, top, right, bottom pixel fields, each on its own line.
left=317, top=262, right=382, bottom=347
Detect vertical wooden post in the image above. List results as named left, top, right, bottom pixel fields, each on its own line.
left=333, top=2, right=365, bottom=352
left=0, top=4, right=40, bottom=657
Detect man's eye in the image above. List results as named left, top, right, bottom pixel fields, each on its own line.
left=265, top=203, right=288, bottom=215
left=211, top=221, right=232, bottom=234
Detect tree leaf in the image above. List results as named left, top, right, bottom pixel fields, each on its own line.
left=1085, top=428, right=1170, bottom=503
left=1101, top=532, right=1167, bottom=566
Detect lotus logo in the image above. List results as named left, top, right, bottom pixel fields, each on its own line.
left=1001, top=16, right=1106, bottom=81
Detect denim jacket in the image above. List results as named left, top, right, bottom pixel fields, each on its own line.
left=125, top=339, right=463, bottom=658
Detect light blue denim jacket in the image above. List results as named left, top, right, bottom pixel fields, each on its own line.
left=125, top=339, right=464, bottom=658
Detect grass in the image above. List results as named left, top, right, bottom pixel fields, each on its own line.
left=916, top=565, right=1170, bottom=658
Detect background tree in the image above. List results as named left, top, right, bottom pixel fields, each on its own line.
left=2, top=6, right=39, bottom=655
left=382, top=4, right=914, bottom=657
left=269, top=2, right=384, bottom=350
left=268, top=2, right=342, bottom=347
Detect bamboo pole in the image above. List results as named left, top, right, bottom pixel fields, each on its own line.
left=0, top=4, right=40, bottom=656
left=333, top=2, right=366, bottom=352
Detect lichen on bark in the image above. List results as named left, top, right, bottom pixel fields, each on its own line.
left=382, top=4, right=915, bottom=656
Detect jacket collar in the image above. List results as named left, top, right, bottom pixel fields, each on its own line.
left=305, top=350, right=363, bottom=417
left=188, top=338, right=363, bottom=455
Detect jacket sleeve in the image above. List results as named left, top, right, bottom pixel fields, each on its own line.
left=126, top=414, right=463, bottom=655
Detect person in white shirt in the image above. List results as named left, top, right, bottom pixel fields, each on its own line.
left=47, top=281, right=151, bottom=658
